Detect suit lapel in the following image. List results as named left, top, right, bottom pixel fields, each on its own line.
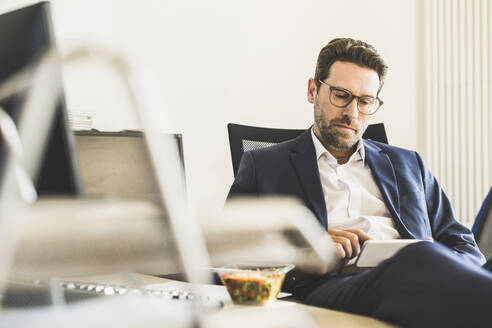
left=287, top=133, right=405, bottom=233
left=364, top=142, right=401, bottom=222
left=289, top=130, right=328, bottom=229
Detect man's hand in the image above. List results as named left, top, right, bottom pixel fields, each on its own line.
left=328, top=228, right=371, bottom=260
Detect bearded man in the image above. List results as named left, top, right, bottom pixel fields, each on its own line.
left=228, top=38, right=492, bottom=328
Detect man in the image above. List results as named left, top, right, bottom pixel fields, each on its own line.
left=228, top=38, right=492, bottom=327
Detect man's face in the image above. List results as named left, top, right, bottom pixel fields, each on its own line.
left=307, top=61, right=380, bottom=152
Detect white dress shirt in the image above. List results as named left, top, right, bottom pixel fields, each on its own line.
left=311, top=128, right=400, bottom=240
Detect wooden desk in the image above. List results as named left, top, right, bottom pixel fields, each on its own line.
left=68, top=273, right=394, bottom=328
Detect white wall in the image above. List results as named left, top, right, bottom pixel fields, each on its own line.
left=1, top=0, right=420, bottom=213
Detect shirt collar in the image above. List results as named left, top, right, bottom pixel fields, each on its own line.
left=310, top=127, right=365, bottom=165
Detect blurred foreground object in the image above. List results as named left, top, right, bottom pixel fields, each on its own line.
left=202, top=197, right=339, bottom=275
left=9, top=198, right=180, bottom=281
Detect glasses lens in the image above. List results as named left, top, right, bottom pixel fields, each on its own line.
left=330, top=88, right=352, bottom=107
left=358, top=97, right=378, bottom=114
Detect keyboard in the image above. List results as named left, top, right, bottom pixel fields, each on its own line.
left=1, top=280, right=222, bottom=309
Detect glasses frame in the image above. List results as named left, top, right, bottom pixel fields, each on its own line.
left=317, top=80, right=383, bottom=115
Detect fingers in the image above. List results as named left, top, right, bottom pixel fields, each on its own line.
left=328, top=229, right=363, bottom=260
left=331, top=235, right=353, bottom=259
left=334, top=242, right=346, bottom=259
left=344, top=229, right=372, bottom=242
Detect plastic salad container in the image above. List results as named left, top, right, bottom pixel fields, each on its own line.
left=213, top=263, right=294, bottom=305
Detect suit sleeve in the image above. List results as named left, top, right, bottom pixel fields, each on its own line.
left=227, top=151, right=258, bottom=199
left=417, top=152, right=486, bottom=266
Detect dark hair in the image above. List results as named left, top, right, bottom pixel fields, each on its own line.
left=315, top=38, right=388, bottom=93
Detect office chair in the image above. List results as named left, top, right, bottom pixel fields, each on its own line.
left=472, top=187, right=492, bottom=259
left=227, top=123, right=388, bottom=177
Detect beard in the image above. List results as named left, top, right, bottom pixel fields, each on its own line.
left=314, top=99, right=364, bottom=152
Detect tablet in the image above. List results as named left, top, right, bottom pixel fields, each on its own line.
left=355, top=239, right=428, bottom=268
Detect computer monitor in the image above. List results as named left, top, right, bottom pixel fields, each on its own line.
left=0, top=2, right=81, bottom=196
left=0, top=1, right=211, bottom=290
left=0, top=3, right=192, bottom=283
left=74, top=130, right=185, bottom=202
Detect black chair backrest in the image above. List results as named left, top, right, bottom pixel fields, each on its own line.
left=227, top=123, right=388, bottom=177
left=472, top=187, right=492, bottom=259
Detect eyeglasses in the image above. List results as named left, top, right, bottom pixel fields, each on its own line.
left=318, top=80, right=383, bottom=115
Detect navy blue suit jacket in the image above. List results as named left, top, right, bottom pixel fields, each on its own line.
left=228, top=129, right=485, bottom=266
